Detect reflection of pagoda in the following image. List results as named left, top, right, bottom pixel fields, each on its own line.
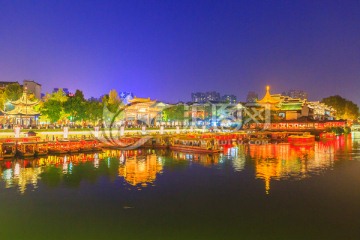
left=5, top=88, right=40, bottom=126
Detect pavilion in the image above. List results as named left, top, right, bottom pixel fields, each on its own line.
left=4, top=88, right=40, bottom=126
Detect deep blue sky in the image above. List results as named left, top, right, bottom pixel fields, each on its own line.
left=1, top=0, right=359, bottom=104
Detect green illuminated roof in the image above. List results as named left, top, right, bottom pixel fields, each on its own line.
left=279, top=103, right=303, bottom=111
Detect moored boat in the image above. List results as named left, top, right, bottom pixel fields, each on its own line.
left=80, top=139, right=100, bottom=152
left=16, top=142, right=36, bottom=157
left=48, top=140, right=70, bottom=154
left=0, top=142, right=17, bottom=158
left=69, top=139, right=80, bottom=153
left=35, top=141, right=48, bottom=156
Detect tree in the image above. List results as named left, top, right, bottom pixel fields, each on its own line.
left=4, top=83, right=23, bottom=101
left=162, top=105, right=185, bottom=121
left=64, top=90, right=87, bottom=123
left=39, top=89, right=69, bottom=123
left=321, top=95, right=359, bottom=120
left=85, top=99, right=103, bottom=125
left=40, top=99, right=63, bottom=123
left=107, top=89, right=121, bottom=113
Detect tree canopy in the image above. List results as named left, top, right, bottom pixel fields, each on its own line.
left=321, top=95, right=359, bottom=120
left=162, top=105, right=185, bottom=121
left=39, top=89, right=69, bottom=123
left=63, top=90, right=87, bottom=122
left=1, top=83, right=23, bottom=103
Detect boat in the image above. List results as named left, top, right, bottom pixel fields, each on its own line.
left=288, top=134, right=315, bottom=146
left=144, top=136, right=168, bottom=148
left=48, top=140, right=70, bottom=154
left=319, top=132, right=336, bottom=140
left=0, top=142, right=17, bottom=158
left=16, top=142, right=36, bottom=157
left=35, top=141, right=48, bottom=156
left=92, top=140, right=102, bottom=151
left=69, top=139, right=80, bottom=153
left=80, top=139, right=100, bottom=152
left=169, top=137, right=221, bottom=153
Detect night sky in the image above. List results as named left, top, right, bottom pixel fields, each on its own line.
left=1, top=0, right=359, bottom=104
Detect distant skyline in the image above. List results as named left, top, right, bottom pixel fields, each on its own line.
left=1, top=0, right=359, bottom=104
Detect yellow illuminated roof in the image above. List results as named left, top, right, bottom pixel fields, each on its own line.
left=257, top=86, right=280, bottom=104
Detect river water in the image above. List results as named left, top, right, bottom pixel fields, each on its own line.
left=1, top=135, right=360, bottom=239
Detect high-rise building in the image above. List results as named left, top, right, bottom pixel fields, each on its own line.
left=285, top=90, right=308, bottom=100
left=191, top=92, right=206, bottom=103
left=206, top=91, right=221, bottom=101
left=23, top=80, right=42, bottom=99
left=246, top=91, right=258, bottom=102
left=222, top=94, right=237, bottom=103
left=191, top=91, right=221, bottom=103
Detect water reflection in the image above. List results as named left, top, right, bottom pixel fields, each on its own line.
left=118, top=153, right=163, bottom=188
left=0, top=135, right=357, bottom=195
left=250, top=135, right=354, bottom=194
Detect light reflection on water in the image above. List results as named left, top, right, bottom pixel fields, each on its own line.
left=0, top=135, right=357, bottom=195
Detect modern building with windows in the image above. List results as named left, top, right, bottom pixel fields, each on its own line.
left=23, top=80, right=42, bottom=99
left=221, top=94, right=237, bottom=104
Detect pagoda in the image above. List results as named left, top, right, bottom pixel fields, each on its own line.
left=256, top=85, right=281, bottom=110
left=4, top=87, right=40, bottom=126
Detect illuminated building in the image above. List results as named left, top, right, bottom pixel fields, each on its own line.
left=284, top=89, right=308, bottom=100
left=221, top=94, right=237, bottom=104
left=23, top=80, right=42, bottom=99
left=185, top=102, right=243, bottom=126
left=246, top=91, right=258, bottom=102
left=245, top=86, right=335, bottom=121
left=191, top=91, right=221, bottom=103
left=4, top=87, right=40, bottom=126
left=124, top=97, right=168, bottom=126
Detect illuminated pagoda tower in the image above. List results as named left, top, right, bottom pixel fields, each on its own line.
left=5, top=87, right=40, bottom=126
left=256, top=85, right=281, bottom=110
left=247, top=85, right=308, bottom=121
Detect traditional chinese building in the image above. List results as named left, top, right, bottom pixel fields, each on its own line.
left=124, top=97, right=168, bottom=126
left=4, top=88, right=40, bottom=126
left=246, top=86, right=335, bottom=121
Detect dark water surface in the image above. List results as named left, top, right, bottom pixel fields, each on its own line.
left=1, top=135, right=360, bottom=240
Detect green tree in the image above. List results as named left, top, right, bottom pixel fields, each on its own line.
left=64, top=90, right=87, bottom=123
left=4, top=83, right=23, bottom=101
left=40, top=100, right=63, bottom=123
left=162, top=105, right=185, bottom=121
left=85, top=99, right=103, bottom=125
left=321, top=95, right=359, bottom=120
left=39, top=89, right=69, bottom=123
left=107, top=89, right=121, bottom=113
